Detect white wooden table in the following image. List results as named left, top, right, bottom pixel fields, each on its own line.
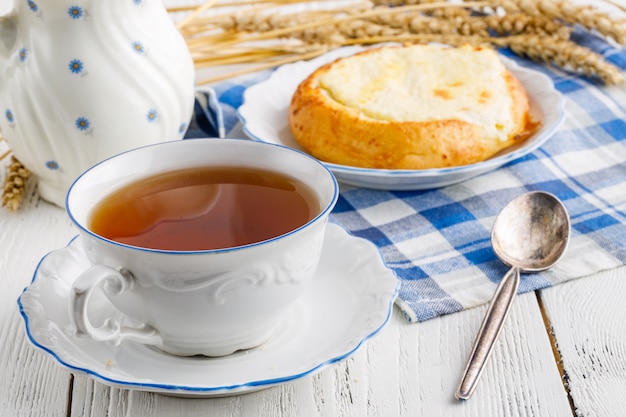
left=3, top=1, right=626, bottom=415
left=1, top=168, right=625, bottom=416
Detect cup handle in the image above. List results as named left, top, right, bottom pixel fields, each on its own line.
left=70, top=264, right=163, bottom=347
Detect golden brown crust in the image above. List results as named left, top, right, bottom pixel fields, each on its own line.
left=288, top=45, right=533, bottom=170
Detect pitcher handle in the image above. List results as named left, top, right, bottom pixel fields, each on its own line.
left=70, top=264, right=163, bottom=347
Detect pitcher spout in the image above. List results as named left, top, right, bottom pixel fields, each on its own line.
left=0, top=3, right=17, bottom=61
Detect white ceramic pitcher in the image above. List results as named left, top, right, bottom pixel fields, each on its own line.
left=0, top=0, right=196, bottom=207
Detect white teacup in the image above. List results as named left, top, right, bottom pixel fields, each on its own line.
left=66, top=139, right=338, bottom=356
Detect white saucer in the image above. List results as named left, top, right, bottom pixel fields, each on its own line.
left=18, top=223, right=399, bottom=397
left=238, top=45, right=565, bottom=190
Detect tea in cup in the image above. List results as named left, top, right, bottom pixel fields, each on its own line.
left=66, top=138, right=338, bottom=356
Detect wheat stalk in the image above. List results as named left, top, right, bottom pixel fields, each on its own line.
left=191, top=2, right=486, bottom=49
left=502, top=34, right=625, bottom=84
left=0, top=135, right=31, bottom=211
left=168, top=0, right=322, bottom=13
left=493, top=0, right=626, bottom=43
left=0, top=136, right=10, bottom=162
left=2, top=155, right=31, bottom=212
left=176, top=0, right=626, bottom=85
left=603, top=0, right=626, bottom=14
left=196, top=46, right=329, bottom=84
left=176, top=0, right=220, bottom=30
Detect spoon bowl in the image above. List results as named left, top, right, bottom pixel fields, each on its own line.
left=455, top=191, right=570, bottom=400
left=491, top=191, right=570, bottom=272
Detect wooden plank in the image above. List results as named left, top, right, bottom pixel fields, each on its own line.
left=539, top=267, right=626, bottom=417
left=0, top=184, right=77, bottom=417
left=396, top=292, right=572, bottom=417
left=70, top=291, right=572, bottom=416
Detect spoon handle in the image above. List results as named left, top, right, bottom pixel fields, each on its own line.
left=455, top=266, right=521, bottom=400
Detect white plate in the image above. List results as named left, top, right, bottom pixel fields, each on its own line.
left=238, top=45, right=565, bottom=190
left=18, top=224, right=399, bottom=397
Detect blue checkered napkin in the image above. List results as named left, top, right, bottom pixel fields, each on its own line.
left=197, top=35, right=626, bottom=323
left=194, top=73, right=272, bottom=138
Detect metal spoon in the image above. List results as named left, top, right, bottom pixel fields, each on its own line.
left=455, top=191, right=571, bottom=401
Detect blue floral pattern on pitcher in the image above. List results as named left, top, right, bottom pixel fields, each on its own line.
left=132, top=41, right=145, bottom=54
left=45, top=160, right=59, bottom=170
left=75, top=117, right=90, bottom=131
left=27, top=1, right=38, bottom=13
left=68, top=6, right=83, bottom=19
left=0, top=0, right=196, bottom=206
left=69, top=59, right=83, bottom=74
left=18, top=48, right=28, bottom=63
left=146, top=109, right=158, bottom=123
